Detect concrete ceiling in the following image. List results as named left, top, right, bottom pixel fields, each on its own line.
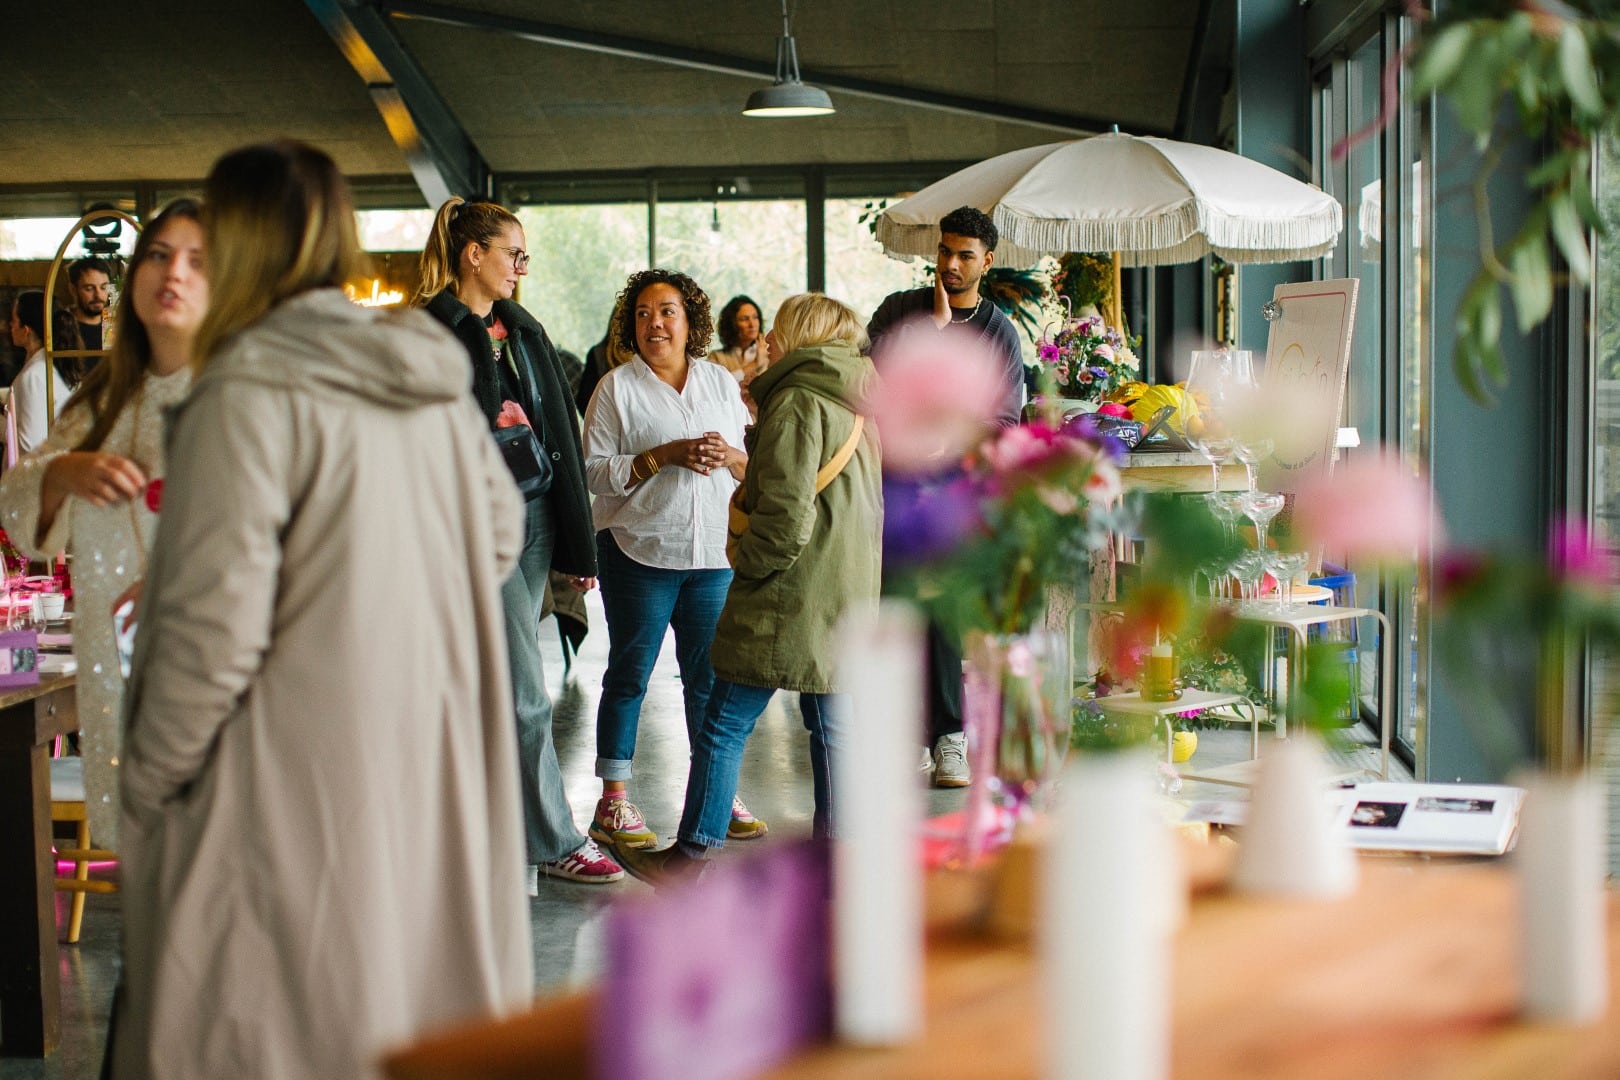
left=0, top=1, right=1205, bottom=194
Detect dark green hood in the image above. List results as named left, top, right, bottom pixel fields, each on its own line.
left=749, top=340, right=877, bottom=416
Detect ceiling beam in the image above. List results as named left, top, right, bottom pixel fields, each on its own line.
left=305, top=0, right=489, bottom=205
left=381, top=0, right=1164, bottom=138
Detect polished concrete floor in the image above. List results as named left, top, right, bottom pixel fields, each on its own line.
left=3, top=591, right=1392, bottom=1078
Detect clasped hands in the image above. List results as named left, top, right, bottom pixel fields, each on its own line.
left=654, top=432, right=743, bottom=478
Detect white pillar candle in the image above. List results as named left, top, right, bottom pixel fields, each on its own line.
left=1043, top=751, right=1171, bottom=1080
left=833, top=601, right=926, bottom=1045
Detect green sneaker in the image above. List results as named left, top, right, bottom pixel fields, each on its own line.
left=590, top=796, right=658, bottom=850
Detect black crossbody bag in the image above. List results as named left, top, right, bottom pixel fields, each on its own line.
left=494, top=422, right=553, bottom=500
left=492, top=330, right=554, bottom=500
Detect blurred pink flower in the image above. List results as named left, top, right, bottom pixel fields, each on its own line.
left=1549, top=517, right=1616, bottom=586
left=869, top=321, right=1006, bottom=474
left=1291, top=451, right=1441, bottom=562
left=1098, top=402, right=1130, bottom=418
left=1093, top=343, right=1114, bottom=361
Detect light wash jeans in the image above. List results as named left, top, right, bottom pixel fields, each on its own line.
left=504, top=497, right=586, bottom=864
left=594, top=531, right=732, bottom=780
left=679, top=680, right=848, bottom=848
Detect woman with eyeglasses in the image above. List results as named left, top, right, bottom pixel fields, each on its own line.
left=417, top=196, right=623, bottom=888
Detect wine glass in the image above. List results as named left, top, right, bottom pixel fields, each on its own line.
left=1184, top=349, right=1252, bottom=492
left=1241, top=491, right=1286, bottom=554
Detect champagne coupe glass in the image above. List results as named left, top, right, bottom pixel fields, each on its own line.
left=1206, top=491, right=1247, bottom=544
left=1230, top=551, right=1267, bottom=601
left=1268, top=550, right=1311, bottom=605
left=1232, top=436, right=1274, bottom=492
left=1184, top=349, right=1248, bottom=492
left=1241, top=491, right=1286, bottom=554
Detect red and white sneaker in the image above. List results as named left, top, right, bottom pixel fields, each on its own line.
left=535, top=839, right=625, bottom=887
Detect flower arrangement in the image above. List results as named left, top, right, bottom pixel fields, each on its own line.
left=1035, top=310, right=1140, bottom=403
left=884, top=419, right=1124, bottom=636
left=1434, top=520, right=1620, bottom=774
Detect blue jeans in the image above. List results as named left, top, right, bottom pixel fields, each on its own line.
left=594, top=531, right=732, bottom=780
left=679, top=680, right=848, bottom=848
left=504, top=498, right=586, bottom=864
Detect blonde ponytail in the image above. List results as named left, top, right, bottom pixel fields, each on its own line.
left=413, top=196, right=465, bottom=305
left=412, top=197, right=522, bottom=307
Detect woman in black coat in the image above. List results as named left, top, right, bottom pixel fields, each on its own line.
left=416, top=196, right=623, bottom=888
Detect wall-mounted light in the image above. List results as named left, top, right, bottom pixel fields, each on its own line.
left=742, top=0, right=834, bottom=118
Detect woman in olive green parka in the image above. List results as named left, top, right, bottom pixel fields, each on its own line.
left=617, top=294, right=882, bottom=884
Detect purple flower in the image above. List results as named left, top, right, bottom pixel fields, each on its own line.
left=1089, top=365, right=1110, bottom=379
left=883, top=474, right=986, bottom=563
left=1038, top=342, right=1060, bottom=362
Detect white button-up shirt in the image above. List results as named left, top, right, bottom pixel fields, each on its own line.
left=583, top=357, right=751, bottom=570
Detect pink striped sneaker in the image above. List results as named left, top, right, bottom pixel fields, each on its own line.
left=727, top=795, right=769, bottom=840
left=591, top=795, right=658, bottom=850
left=536, top=839, right=625, bottom=886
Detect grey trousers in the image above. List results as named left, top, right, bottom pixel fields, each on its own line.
left=503, top=497, right=587, bottom=864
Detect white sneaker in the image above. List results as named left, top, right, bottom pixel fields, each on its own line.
left=920, top=746, right=934, bottom=773
left=932, top=732, right=971, bottom=788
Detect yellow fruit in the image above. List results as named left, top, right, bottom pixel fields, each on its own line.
left=1124, top=383, right=1200, bottom=436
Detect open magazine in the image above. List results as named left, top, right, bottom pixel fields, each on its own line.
left=1184, top=781, right=1526, bottom=855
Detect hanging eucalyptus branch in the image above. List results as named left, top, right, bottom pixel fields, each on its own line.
left=1406, top=1, right=1620, bottom=402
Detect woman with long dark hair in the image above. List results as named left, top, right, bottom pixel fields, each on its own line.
left=113, top=142, right=533, bottom=1079
left=0, top=198, right=205, bottom=857
left=8, top=290, right=80, bottom=453
left=416, top=196, right=622, bottom=886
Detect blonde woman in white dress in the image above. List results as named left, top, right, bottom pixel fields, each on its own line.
left=0, top=197, right=205, bottom=851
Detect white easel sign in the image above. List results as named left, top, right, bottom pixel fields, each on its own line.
left=1260, top=278, right=1359, bottom=488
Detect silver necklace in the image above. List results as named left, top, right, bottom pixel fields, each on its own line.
left=954, top=296, right=984, bottom=321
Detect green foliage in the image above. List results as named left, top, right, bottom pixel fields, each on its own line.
left=1053, top=252, right=1115, bottom=314
left=1408, top=6, right=1620, bottom=401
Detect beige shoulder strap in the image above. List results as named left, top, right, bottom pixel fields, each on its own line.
left=813, top=414, right=864, bottom=494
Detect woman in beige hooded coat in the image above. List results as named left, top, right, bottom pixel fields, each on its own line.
left=111, top=141, right=532, bottom=1080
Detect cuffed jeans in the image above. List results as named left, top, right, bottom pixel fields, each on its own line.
left=594, top=530, right=732, bottom=780
left=679, top=680, right=848, bottom=848
left=505, top=498, right=586, bottom=864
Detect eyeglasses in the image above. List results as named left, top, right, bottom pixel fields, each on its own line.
left=485, top=243, right=530, bottom=271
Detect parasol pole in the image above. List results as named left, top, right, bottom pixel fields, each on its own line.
left=1109, top=251, right=1123, bottom=331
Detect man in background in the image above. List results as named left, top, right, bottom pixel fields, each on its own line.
left=67, top=257, right=112, bottom=352
left=867, top=205, right=1025, bottom=788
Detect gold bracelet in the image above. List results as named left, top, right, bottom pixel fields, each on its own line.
left=642, top=451, right=662, bottom=476
left=629, top=457, right=646, bottom=484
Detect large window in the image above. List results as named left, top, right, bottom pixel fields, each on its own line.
left=824, top=197, right=926, bottom=324
left=515, top=203, right=649, bottom=360
left=1312, top=13, right=1428, bottom=768
left=653, top=198, right=807, bottom=330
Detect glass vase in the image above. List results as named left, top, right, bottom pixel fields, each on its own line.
left=960, top=627, right=1072, bottom=862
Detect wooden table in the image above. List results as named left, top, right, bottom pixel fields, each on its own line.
left=0, top=673, right=78, bottom=1057
left=1120, top=451, right=1248, bottom=493
left=383, top=857, right=1620, bottom=1078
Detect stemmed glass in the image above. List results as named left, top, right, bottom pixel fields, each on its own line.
left=1184, top=349, right=1253, bottom=492
left=1232, top=436, right=1274, bottom=492
left=1267, top=550, right=1311, bottom=605
left=1240, top=490, right=1285, bottom=554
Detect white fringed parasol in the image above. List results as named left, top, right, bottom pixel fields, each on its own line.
left=875, top=132, right=1343, bottom=272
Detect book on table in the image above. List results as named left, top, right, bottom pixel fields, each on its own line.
left=1183, top=781, right=1525, bottom=856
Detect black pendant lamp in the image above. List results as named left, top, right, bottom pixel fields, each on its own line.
left=742, top=0, right=835, bottom=118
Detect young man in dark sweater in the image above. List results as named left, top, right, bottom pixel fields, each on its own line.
left=867, top=206, right=1027, bottom=787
